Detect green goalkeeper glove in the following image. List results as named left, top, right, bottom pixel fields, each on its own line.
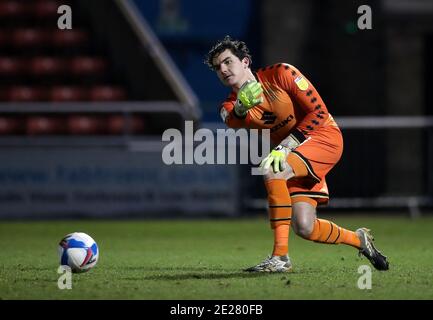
left=259, top=145, right=290, bottom=174
left=260, top=130, right=308, bottom=174
left=234, top=80, right=263, bottom=117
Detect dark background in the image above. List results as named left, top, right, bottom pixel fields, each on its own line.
left=0, top=0, right=432, bottom=218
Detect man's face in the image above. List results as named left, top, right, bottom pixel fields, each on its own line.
left=212, top=49, right=249, bottom=88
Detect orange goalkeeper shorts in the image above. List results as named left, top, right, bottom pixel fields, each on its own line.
left=286, top=125, right=343, bottom=205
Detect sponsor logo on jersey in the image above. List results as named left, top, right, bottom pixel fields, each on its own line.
left=270, top=115, right=294, bottom=133
left=260, top=111, right=277, bottom=125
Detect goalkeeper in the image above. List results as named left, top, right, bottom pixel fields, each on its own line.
left=205, top=36, right=389, bottom=272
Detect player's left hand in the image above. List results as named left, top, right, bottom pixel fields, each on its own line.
left=237, top=80, right=263, bottom=109
left=260, top=145, right=290, bottom=173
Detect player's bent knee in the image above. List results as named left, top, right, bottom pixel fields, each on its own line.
left=292, top=202, right=316, bottom=238
left=292, top=219, right=314, bottom=238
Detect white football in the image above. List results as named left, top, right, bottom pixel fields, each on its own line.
left=58, top=232, right=99, bottom=273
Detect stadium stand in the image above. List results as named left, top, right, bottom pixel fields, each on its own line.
left=0, top=0, right=199, bottom=137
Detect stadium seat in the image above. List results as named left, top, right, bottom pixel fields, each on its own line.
left=90, top=85, right=127, bottom=101
left=26, top=116, right=66, bottom=135
left=52, top=29, right=88, bottom=47
left=0, top=30, right=10, bottom=48
left=7, top=86, right=46, bottom=102
left=68, top=115, right=107, bottom=135
left=30, top=57, right=64, bottom=76
left=0, top=116, right=24, bottom=135
left=12, top=28, right=47, bottom=48
left=69, top=57, right=107, bottom=76
left=50, top=86, right=88, bottom=101
left=0, top=57, right=22, bottom=75
left=33, top=0, right=61, bottom=18
left=0, top=1, right=27, bottom=18
left=107, top=115, right=146, bottom=135
left=0, top=87, right=6, bottom=101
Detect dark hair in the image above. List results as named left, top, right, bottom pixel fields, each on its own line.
left=204, top=35, right=252, bottom=70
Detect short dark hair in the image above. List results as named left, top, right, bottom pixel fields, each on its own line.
left=204, top=35, right=252, bottom=70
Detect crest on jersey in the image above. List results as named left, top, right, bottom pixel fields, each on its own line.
left=294, top=76, right=309, bottom=91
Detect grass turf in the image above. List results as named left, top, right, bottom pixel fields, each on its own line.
left=1, top=215, right=433, bottom=300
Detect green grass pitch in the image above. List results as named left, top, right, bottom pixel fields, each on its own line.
left=1, top=215, right=433, bottom=299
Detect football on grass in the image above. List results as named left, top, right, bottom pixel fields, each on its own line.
left=58, top=232, right=99, bottom=273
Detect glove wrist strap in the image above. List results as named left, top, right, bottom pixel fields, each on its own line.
left=280, top=129, right=307, bottom=150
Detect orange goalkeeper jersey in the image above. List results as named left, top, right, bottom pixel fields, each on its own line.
left=219, top=63, right=340, bottom=144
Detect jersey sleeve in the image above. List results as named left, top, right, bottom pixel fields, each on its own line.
left=275, top=64, right=329, bottom=135
left=219, top=97, right=250, bottom=129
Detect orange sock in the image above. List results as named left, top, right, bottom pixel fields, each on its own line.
left=273, top=224, right=289, bottom=256
left=307, top=218, right=361, bottom=248
left=264, top=179, right=292, bottom=256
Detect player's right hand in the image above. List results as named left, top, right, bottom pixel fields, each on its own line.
left=259, top=145, right=290, bottom=174
left=237, top=80, right=263, bottom=109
